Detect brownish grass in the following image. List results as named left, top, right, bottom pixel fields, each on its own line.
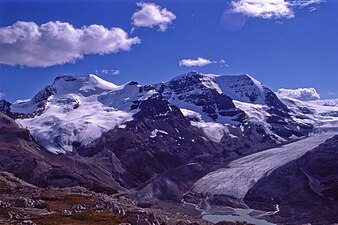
left=33, top=193, right=95, bottom=211
left=0, top=207, right=24, bottom=225
left=0, top=183, right=10, bottom=194
left=31, top=210, right=126, bottom=225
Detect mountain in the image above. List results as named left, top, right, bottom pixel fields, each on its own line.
left=1, top=72, right=337, bottom=224
left=0, top=72, right=320, bottom=198
left=6, top=75, right=143, bottom=154
left=155, top=72, right=312, bottom=147
left=1, top=72, right=311, bottom=155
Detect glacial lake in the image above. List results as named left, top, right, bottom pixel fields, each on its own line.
left=203, top=208, right=276, bottom=225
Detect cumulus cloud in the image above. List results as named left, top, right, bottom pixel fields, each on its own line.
left=179, top=57, right=212, bottom=67
left=277, top=88, right=320, bottom=101
left=179, top=57, right=227, bottom=67
left=230, top=0, right=294, bottom=19
left=96, top=69, right=120, bottom=76
left=132, top=2, right=176, bottom=31
left=0, top=21, right=140, bottom=67
left=227, top=0, right=325, bottom=19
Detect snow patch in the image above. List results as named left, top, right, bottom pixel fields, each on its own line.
left=150, top=129, right=169, bottom=138
left=191, top=121, right=231, bottom=143
left=11, top=99, right=39, bottom=114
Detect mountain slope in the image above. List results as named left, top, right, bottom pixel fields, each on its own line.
left=244, top=135, right=338, bottom=225
left=0, top=112, right=123, bottom=193
left=77, top=94, right=235, bottom=193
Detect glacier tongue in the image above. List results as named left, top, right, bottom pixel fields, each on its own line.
left=192, top=132, right=338, bottom=199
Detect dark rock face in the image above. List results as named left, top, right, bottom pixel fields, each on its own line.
left=219, top=124, right=278, bottom=155
left=32, top=85, right=55, bottom=105
left=0, top=112, right=121, bottom=194
left=0, top=86, right=54, bottom=120
left=157, top=72, right=245, bottom=122
left=264, top=86, right=290, bottom=115
left=263, top=87, right=313, bottom=139
left=0, top=100, right=11, bottom=114
left=135, top=94, right=186, bottom=121
left=244, top=135, right=338, bottom=225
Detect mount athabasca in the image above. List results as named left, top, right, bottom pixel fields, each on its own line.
left=0, top=72, right=337, bottom=225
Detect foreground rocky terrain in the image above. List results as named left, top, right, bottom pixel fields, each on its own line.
left=0, top=171, right=256, bottom=225
left=0, top=171, right=210, bottom=225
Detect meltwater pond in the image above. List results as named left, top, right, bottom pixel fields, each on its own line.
left=203, top=208, right=276, bottom=225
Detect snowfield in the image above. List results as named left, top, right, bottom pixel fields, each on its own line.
left=193, top=132, right=338, bottom=199
left=14, top=75, right=153, bottom=154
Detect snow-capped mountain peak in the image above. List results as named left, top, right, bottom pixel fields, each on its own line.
left=213, top=73, right=266, bottom=104
left=52, top=74, right=122, bottom=96
left=165, top=72, right=267, bottom=104
left=9, top=75, right=155, bottom=154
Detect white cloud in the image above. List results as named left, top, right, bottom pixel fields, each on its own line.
left=230, top=0, right=294, bottom=19
left=277, top=88, right=320, bottom=101
left=0, top=21, right=140, bottom=67
left=132, top=2, right=176, bottom=31
left=0, top=92, right=4, bottom=98
left=293, top=0, right=325, bottom=7
left=179, top=57, right=227, bottom=67
left=308, top=6, right=317, bottom=12
left=218, top=59, right=230, bottom=67
left=179, top=57, right=213, bottom=67
left=99, top=69, right=120, bottom=75
left=228, top=0, right=325, bottom=19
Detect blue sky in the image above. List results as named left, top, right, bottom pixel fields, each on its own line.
left=0, top=0, right=337, bottom=102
